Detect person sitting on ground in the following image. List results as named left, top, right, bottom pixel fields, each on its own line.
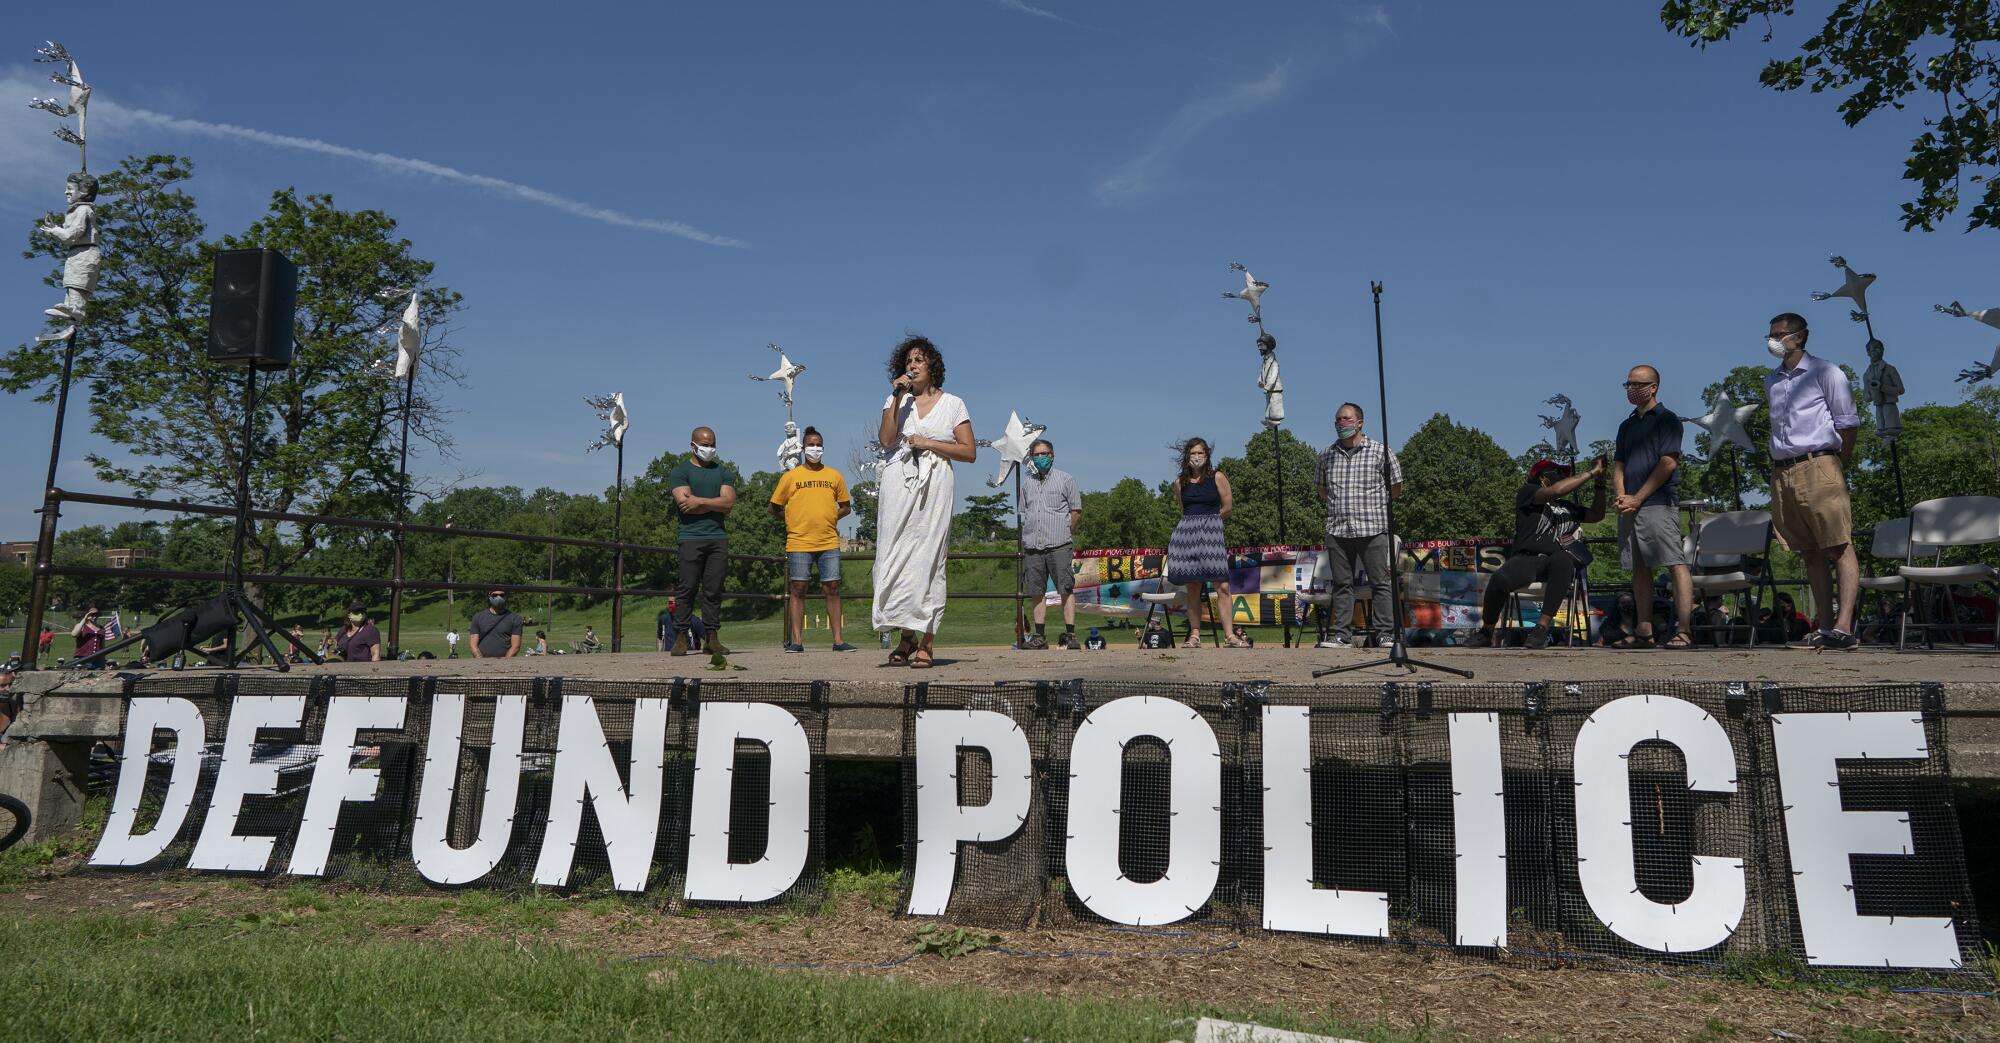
left=1691, top=595, right=1738, bottom=647
left=1595, top=592, right=1640, bottom=648
left=580, top=625, right=601, bottom=654
left=524, top=630, right=549, bottom=656
left=1467, top=457, right=1606, bottom=650
left=1757, top=592, right=1810, bottom=644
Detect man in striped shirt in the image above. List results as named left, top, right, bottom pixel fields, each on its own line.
left=1315, top=402, right=1405, bottom=649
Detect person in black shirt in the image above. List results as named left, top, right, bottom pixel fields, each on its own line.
left=1467, top=457, right=1606, bottom=650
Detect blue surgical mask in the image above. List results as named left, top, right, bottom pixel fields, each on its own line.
left=1031, top=454, right=1053, bottom=474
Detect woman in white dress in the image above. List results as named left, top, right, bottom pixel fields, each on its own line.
left=873, top=335, right=976, bottom=668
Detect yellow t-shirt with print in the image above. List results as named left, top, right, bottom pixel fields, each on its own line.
left=770, top=465, right=850, bottom=553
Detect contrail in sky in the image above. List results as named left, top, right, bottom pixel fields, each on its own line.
left=105, top=103, right=746, bottom=248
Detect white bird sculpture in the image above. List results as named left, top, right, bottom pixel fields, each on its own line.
left=32, top=41, right=88, bottom=155
left=1809, top=255, right=1874, bottom=323
left=585, top=392, right=628, bottom=452
left=1538, top=394, right=1581, bottom=457
left=1689, top=389, right=1758, bottom=454
left=1220, top=262, right=1268, bottom=323
left=749, top=343, right=806, bottom=414
left=375, top=288, right=422, bottom=379
left=976, top=411, right=1046, bottom=488
left=1933, top=302, right=2000, bottom=383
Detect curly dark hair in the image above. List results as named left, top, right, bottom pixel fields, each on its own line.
left=1176, top=437, right=1215, bottom=484
left=887, top=334, right=946, bottom=390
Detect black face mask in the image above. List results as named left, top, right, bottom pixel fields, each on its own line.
left=489, top=597, right=506, bottom=609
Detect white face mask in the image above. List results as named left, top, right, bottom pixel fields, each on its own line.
left=692, top=444, right=717, bottom=463
left=803, top=446, right=824, bottom=463
left=1766, top=336, right=1793, bottom=360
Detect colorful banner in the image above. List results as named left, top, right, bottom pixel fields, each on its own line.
left=1051, top=539, right=1591, bottom=637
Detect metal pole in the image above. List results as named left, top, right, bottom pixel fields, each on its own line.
left=611, top=439, right=625, bottom=653
left=19, top=329, right=81, bottom=669
left=1890, top=439, right=1908, bottom=518
left=387, top=362, right=417, bottom=657
left=1728, top=443, right=1744, bottom=512
left=546, top=503, right=556, bottom=635
left=1014, top=467, right=1026, bottom=647
left=1273, top=425, right=1292, bottom=647
left=224, top=364, right=259, bottom=663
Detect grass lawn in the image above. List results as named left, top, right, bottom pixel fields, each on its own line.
left=5, top=550, right=1310, bottom=659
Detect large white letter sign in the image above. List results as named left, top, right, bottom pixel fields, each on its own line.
left=1448, top=711, right=1508, bottom=948
left=1771, top=712, right=1960, bottom=968
left=288, top=695, right=408, bottom=876
left=907, top=709, right=1032, bottom=916
left=91, top=697, right=206, bottom=868
left=1572, top=694, right=1744, bottom=954
left=1066, top=696, right=1220, bottom=927
left=684, top=702, right=813, bottom=903
left=188, top=694, right=308, bottom=872
left=531, top=695, right=669, bottom=891
left=1260, top=706, right=1388, bottom=938
left=412, top=692, right=528, bottom=886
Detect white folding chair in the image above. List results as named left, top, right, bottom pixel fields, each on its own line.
left=1857, top=518, right=1940, bottom=633
left=1686, top=510, right=1776, bottom=648
left=1899, top=496, right=2000, bottom=651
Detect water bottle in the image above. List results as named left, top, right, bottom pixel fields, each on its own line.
left=879, top=631, right=891, bottom=649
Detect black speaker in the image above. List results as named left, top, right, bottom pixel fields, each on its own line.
left=207, top=248, right=297, bottom=369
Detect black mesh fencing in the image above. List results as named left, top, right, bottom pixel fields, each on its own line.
left=78, top=673, right=1985, bottom=978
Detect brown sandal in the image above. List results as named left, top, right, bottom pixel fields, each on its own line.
left=909, top=647, right=935, bottom=669
left=1660, top=632, right=1693, bottom=650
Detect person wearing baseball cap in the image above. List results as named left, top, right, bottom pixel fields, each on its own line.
left=469, top=588, right=524, bottom=659
left=1466, top=455, right=1607, bottom=649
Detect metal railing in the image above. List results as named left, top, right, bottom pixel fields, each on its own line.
left=16, top=487, right=1029, bottom=668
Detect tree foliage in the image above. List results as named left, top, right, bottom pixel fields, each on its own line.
left=1217, top=428, right=1324, bottom=547
left=1075, top=477, right=1175, bottom=551
left=2, top=155, right=464, bottom=600
left=1662, top=0, right=2000, bottom=231
left=1394, top=413, right=1520, bottom=540
left=952, top=491, right=1016, bottom=546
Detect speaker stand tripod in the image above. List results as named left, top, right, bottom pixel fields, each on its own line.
left=218, top=362, right=321, bottom=671
left=1315, top=282, right=1472, bottom=680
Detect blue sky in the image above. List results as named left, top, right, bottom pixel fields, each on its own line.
left=4, top=0, right=1995, bottom=540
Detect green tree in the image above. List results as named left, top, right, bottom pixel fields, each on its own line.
left=0, top=560, right=30, bottom=623
left=1394, top=413, right=1520, bottom=540
left=1216, top=428, right=1323, bottom=548
left=1, top=155, right=464, bottom=602
left=952, top=491, right=1016, bottom=546
left=1075, top=478, right=1175, bottom=551
left=1662, top=0, right=2000, bottom=231
left=1852, top=386, right=2000, bottom=532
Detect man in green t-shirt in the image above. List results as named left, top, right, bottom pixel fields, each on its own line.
left=668, top=426, right=738, bottom=656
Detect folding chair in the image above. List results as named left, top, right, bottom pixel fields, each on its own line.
left=1139, top=587, right=1219, bottom=647
left=1503, top=571, right=1589, bottom=646
left=1857, top=518, right=1936, bottom=636
left=1899, top=496, right=2000, bottom=651
left=1685, top=510, right=1777, bottom=648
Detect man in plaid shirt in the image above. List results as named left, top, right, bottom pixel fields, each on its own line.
left=1315, top=402, right=1405, bottom=648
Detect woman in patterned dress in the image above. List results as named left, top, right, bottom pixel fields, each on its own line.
left=1165, top=438, right=1247, bottom=648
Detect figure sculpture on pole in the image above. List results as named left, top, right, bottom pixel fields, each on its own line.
left=30, top=42, right=95, bottom=340
left=1935, top=301, right=2000, bottom=384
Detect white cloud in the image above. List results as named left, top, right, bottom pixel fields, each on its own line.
left=990, top=0, right=1070, bottom=23
left=91, top=102, right=746, bottom=248
left=1095, top=61, right=1296, bottom=204
left=0, top=67, right=83, bottom=210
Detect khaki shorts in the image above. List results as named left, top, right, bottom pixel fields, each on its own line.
left=1769, top=454, right=1852, bottom=552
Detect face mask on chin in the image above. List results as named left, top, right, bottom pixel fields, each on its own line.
left=692, top=444, right=717, bottom=463
left=803, top=446, right=824, bottom=463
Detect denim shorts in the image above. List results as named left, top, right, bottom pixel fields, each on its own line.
left=786, top=548, right=841, bottom=583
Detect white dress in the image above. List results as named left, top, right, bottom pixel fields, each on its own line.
left=872, top=391, right=970, bottom=634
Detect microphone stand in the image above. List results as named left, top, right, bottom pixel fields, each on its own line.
left=1316, top=281, right=1472, bottom=679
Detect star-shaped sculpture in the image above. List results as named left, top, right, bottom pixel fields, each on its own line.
left=1688, top=390, right=1758, bottom=454
left=976, top=411, right=1046, bottom=488
left=749, top=343, right=805, bottom=410
left=1220, top=262, right=1268, bottom=324
left=1809, top=255, right=1875, bottom=323
left=1933, top=302, right=2000, bottom=383
left=585, top=392, right=627, bottom=452
left=1538, top=394, right=1581, bottom=457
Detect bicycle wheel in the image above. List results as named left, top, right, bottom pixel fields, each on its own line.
left=0, top=793, right=29, bottom=854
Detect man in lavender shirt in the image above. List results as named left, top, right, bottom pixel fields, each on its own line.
left=1764, top=313, right=1861, bottom=649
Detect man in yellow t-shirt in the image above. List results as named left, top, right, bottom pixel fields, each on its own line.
left=768, top=426, right=855, bottom=652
